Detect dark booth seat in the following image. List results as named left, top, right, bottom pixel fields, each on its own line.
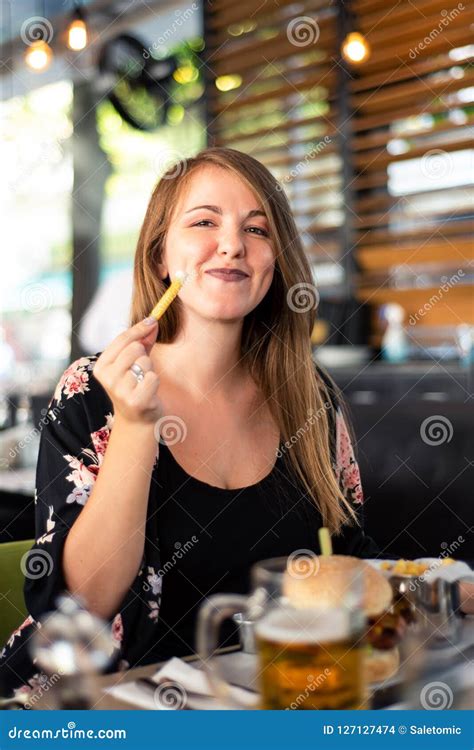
left=351, top=401, right=473, bottom=561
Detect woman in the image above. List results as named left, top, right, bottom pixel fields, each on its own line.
left=0, top=147, right=378, bottom=697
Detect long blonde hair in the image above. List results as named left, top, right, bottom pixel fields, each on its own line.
left=131, top=147, right=357, bottom=533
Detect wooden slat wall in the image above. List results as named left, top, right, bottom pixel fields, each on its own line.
left=351, top=0, right=474, bottom=342
left=204, top=0, right=473, bottom=345
left=204, top=0, right=343, bottom=265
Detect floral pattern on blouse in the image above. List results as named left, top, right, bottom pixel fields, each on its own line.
left=111, top=614, right=124, bottom=647
left=63, top=413, right=114, bottom=507
left=335, top=409, right=364, bottom=505
left=36, top=505, right=56, bottom=544
left=53, top=357, right=92, bottom=403
left=0, top=356, right=372, bottom=699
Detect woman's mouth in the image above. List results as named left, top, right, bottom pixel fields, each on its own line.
left=205, top=270, right=250, bottom=282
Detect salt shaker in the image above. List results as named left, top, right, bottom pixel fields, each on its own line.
left=30, top=594, right=116, bottom=709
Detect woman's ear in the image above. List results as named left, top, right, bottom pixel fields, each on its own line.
left=157, top=262, right=169, bottom=281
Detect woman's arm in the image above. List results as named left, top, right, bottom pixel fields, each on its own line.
left=63, top=416, right=157, bottom=619
left=63, top=318, right=161, bottom=620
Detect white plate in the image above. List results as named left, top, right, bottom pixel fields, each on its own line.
left=364, top=558, right=471, bottom=581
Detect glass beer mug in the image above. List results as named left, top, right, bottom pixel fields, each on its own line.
left=197, top=555, right=367, bottom=710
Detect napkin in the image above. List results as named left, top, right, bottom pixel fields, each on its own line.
left=419, top=559, right=471, bottom=583
left=103, top=656, right=258, bottom=710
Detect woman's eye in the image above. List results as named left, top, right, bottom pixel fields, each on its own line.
left=191, top=221, right=268, bottom=237
left=193, top=220, right=214, bottom=227
left=246, top=226, right=269, bottom=237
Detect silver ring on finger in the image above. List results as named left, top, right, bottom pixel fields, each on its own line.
left=129, top=362, right=145, bottom=383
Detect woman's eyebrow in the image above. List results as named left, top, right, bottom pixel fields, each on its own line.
left=184, top=205, right=266, bottom=219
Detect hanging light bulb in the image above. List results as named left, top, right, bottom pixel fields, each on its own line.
left=342, top=31, right=370, bottom=65
left=67, top=17, right=88, bottom=51
left=67, top=4, right=88, bottom=51
left=25, top=38, right=53, bottom=71
left=23, top=1, right=54, bottom=72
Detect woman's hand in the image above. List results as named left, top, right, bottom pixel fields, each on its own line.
left=93, top=317, right=162, bottom=425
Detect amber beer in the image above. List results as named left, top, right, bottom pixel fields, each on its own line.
left=255, top=607, right=366, bottom=710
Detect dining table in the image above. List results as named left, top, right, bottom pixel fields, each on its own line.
left=29, top=618, right=474, bottom=711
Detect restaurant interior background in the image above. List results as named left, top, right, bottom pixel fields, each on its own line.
left=0, top=0, right=472, bottom=640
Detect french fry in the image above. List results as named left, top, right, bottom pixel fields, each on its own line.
left=149, top=270, right=188, bottom=321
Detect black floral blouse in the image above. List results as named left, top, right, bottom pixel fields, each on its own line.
left=0, top=355, right=377, bottom=699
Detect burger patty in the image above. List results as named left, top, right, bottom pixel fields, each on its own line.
left=367, top=611, right=407, bottom=650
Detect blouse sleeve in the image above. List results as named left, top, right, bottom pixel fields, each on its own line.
left=332, top=404, right=380, bottom=557
left=22, top=355, right=112, bottom=619
left=0, top=356, right=149, bottom=695
left=315, top=361, right=380, bottom=558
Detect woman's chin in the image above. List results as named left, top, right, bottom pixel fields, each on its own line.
left=197, top=304, right=248, bottom=323
left=185, top=295, right=254, bottom=322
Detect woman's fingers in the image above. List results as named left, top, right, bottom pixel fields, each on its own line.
left=93, top=318, right=162, bottom=425
left=134, top=370, right=161, bottom=408
left=131, top=354, right=153, bottom=375
left=113, top=341, right=150, bottom=377
left=118, top=369, right=161, bottom=412
left=121, top=354, right=154, bottom=391
left=141, top=322, right=160, bottom=354
left=98, top=318, right=157, bottom=367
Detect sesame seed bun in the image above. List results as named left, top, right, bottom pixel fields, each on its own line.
left=283, top=555, right=393, bottom=617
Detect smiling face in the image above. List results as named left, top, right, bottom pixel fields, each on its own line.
left=158, top=165, right=276, bottom=322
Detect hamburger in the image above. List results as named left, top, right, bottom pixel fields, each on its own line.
left=283, top=554, right=404, bottom=683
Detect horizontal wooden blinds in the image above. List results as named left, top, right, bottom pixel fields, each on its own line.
left=351, top=0, right=474, bottom=339
left=204, top=0, right=344, bottom=277
left=204, top=0, right=473, bottom=343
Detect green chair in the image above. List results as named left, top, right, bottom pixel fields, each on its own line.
left=0, top=539, right=35, bottom=648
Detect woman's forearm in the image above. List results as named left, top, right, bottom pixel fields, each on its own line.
left=63, top=416, right=158, bottom=619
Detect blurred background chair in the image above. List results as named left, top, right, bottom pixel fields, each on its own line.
left=0, top=539, right=34, bottom=648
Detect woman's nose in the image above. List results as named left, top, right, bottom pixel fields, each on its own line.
left=217, top=240, right=245, bottom=258
left=216, top=227, right=245, bottom=257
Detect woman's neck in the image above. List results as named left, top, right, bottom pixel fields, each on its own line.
left=151, top=316, right=250, bottom=401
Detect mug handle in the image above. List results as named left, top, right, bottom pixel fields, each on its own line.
left=196, top=593, right=260, bottom=709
